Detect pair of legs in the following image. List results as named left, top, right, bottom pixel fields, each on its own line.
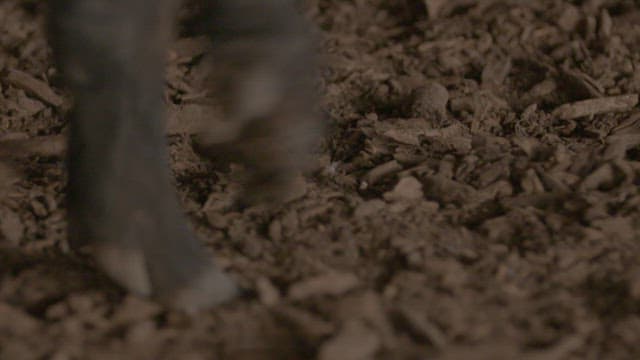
left=48, top=0, right=317, bottom=312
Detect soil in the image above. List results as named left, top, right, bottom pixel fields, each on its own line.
left=2, top=0, right=640, bottom=359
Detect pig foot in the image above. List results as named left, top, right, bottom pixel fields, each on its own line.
left=93, top=240, right=237, bottom=313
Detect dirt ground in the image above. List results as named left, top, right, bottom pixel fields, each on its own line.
left=2, top=0, right=640, bottom=358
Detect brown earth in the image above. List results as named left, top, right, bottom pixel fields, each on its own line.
left=2, top=0, right=640, bottom=359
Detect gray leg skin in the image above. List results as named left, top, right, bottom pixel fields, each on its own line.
left=48, top=0, right=237, bottom=312
left=194, top=0, right=322, bottom=205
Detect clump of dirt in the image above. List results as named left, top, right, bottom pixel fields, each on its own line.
left=2, top=0, right=640, bottom=358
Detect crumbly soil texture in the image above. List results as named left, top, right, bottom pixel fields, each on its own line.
left=3, top=0, right=640, bottom=359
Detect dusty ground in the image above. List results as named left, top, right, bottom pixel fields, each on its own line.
left=2, top=0, right=640, bottom=358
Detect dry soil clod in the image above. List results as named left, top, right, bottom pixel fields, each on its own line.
left=5, top=69, right=64, bottom=108
left=552, top=94, right=639, bottom=120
